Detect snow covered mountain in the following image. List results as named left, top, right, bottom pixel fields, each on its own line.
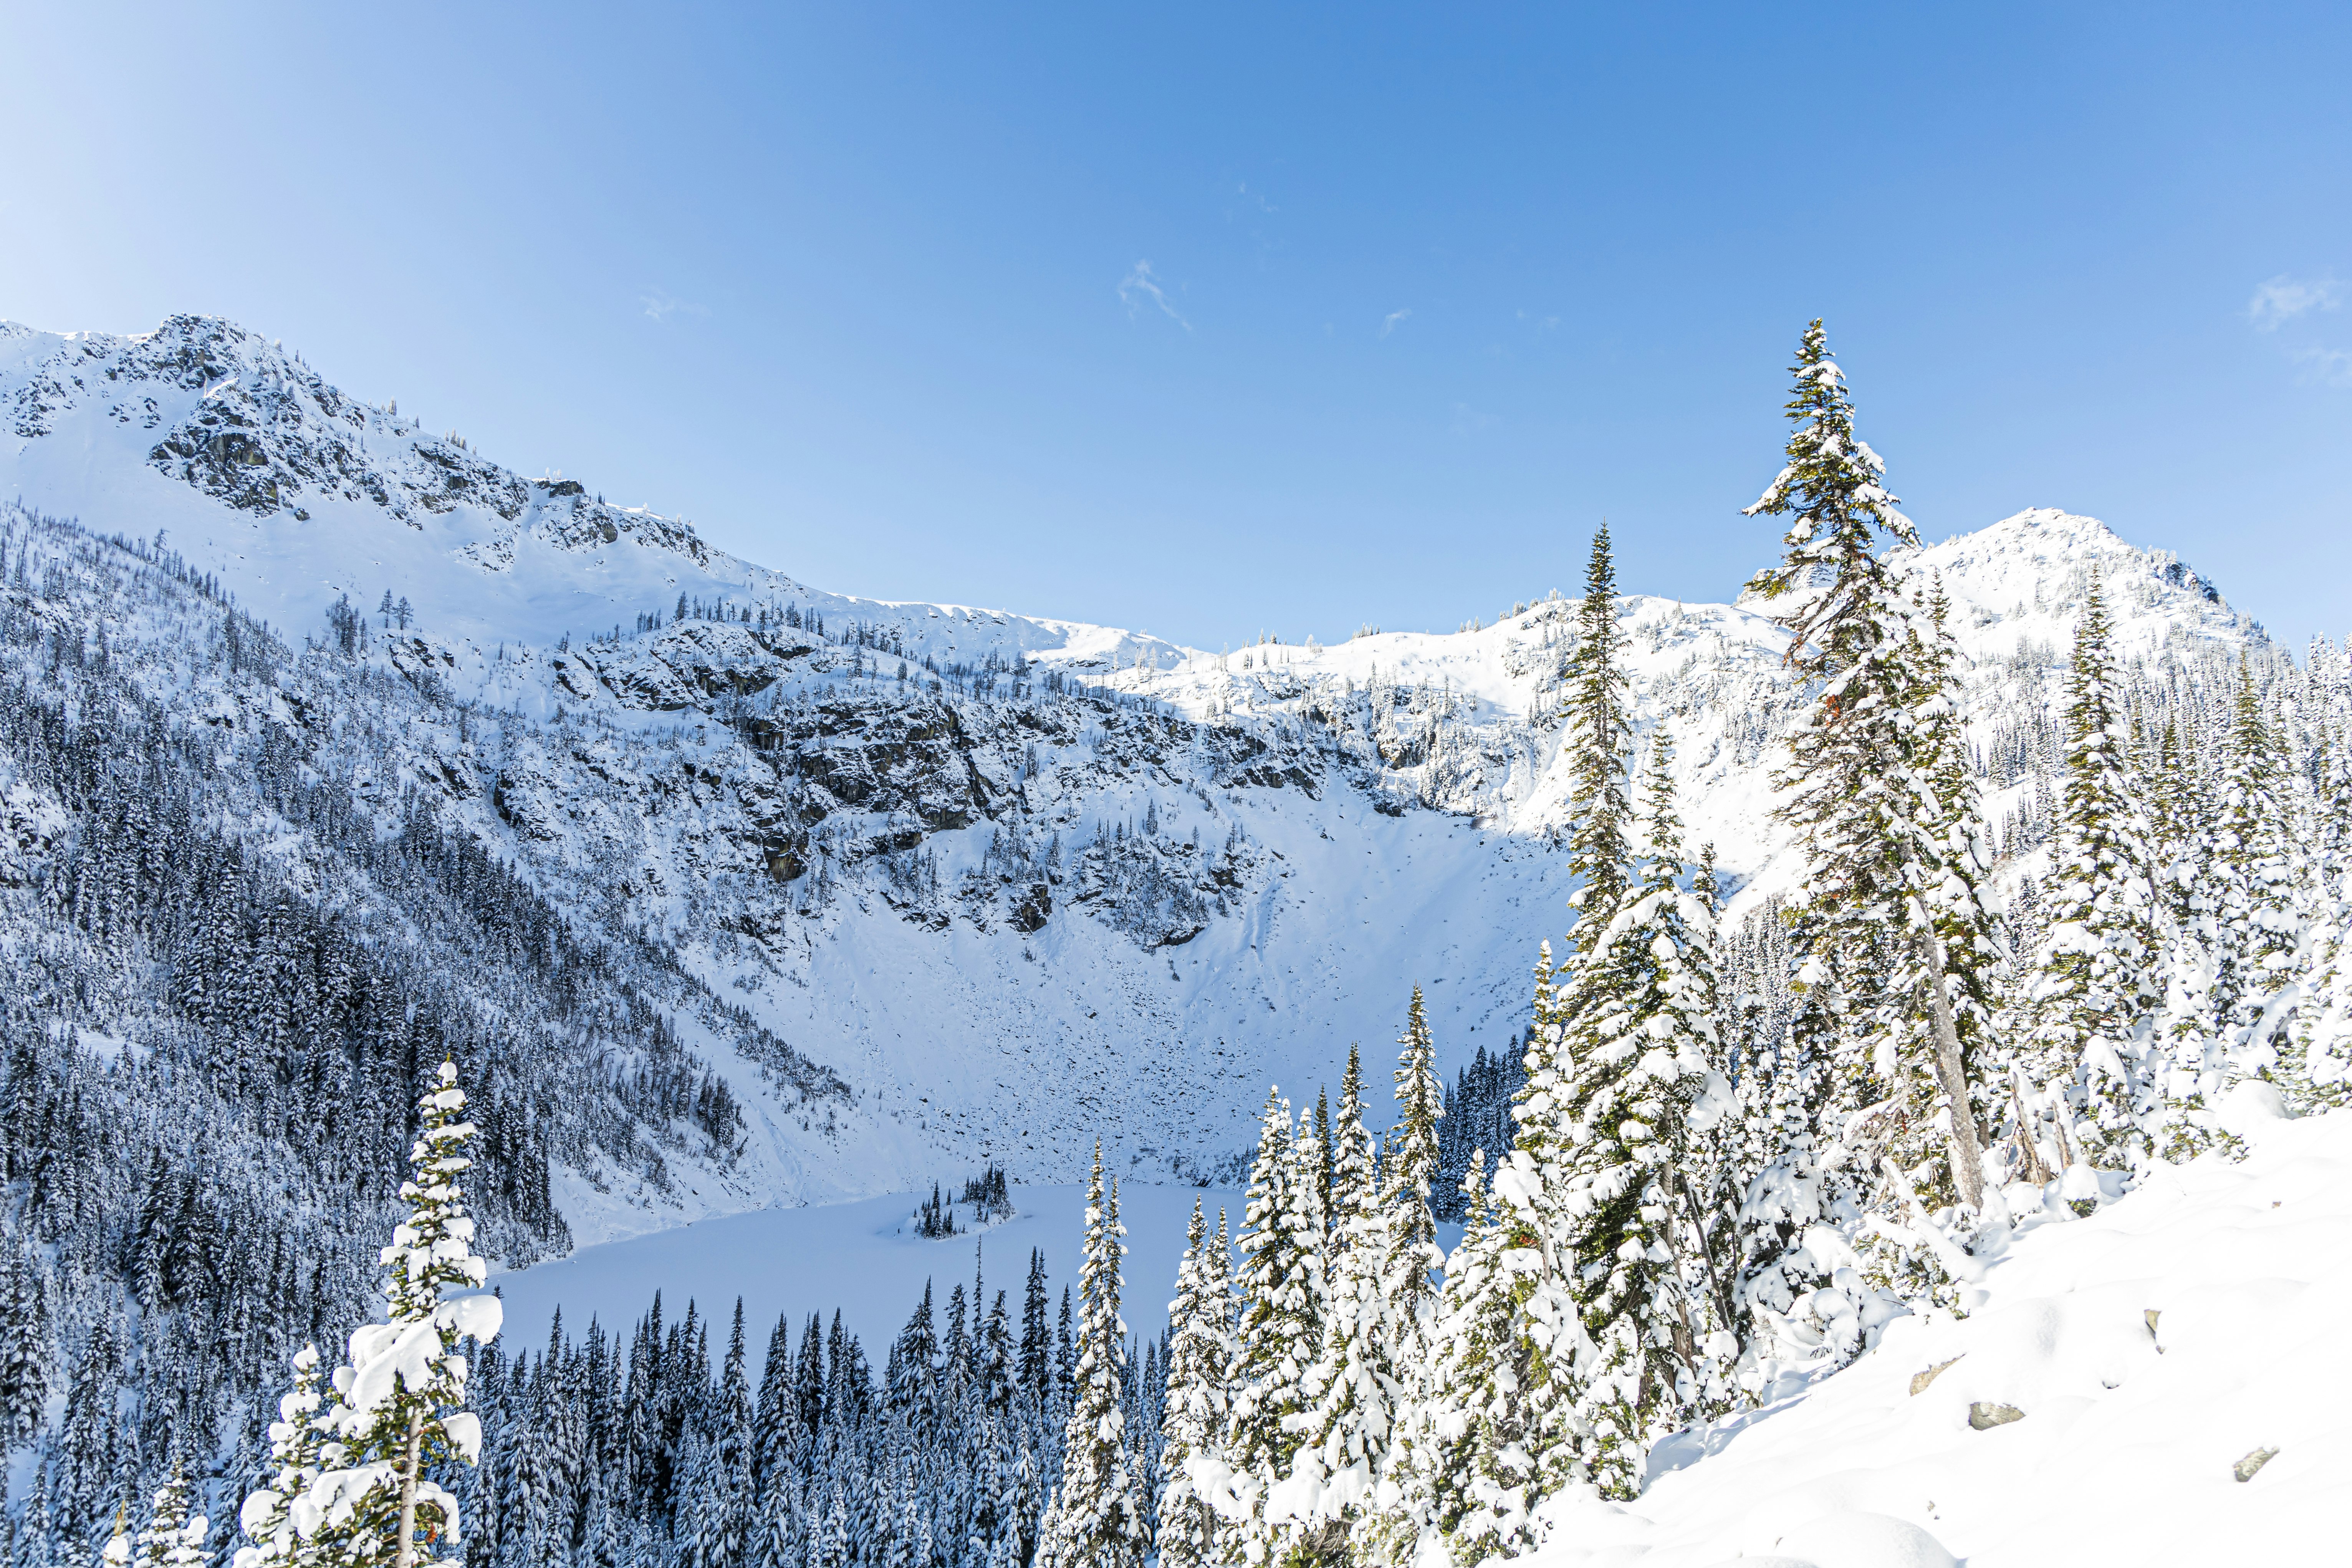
left=0, top=313, right=2301, bottom=1246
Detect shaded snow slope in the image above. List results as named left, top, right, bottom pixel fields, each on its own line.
left=1529, top=1106, right=2348, bottom=1567
left=0, top=313, right=2307, bottom=1242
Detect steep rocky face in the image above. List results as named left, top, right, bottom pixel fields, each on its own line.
left=5, top=315, right=707, bottom=561
left=0, top=314, right=2301, bottom=1237
left=460, top=613, right=1322, bottom=959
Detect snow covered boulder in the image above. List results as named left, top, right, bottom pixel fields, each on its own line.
left=2215, top=1079, right=2295, bottom=1141
left=1768, top=1510, right=1956, bottom=1568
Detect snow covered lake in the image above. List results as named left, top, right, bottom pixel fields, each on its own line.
left=478, top=1180, right=1246, bottom=1354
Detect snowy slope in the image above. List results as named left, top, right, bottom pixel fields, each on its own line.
left=1525, top=1103, right=2347, bottom=1568
left=0, top=313, right=2301, bottom=1243
left=0, top=316, right=1183, bottom=671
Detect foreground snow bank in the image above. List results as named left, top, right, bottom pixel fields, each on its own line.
left=1527, top=1108, right=2349, bottom=1566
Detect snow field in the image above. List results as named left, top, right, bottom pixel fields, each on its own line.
left=480, top=1181, right=1246, bottom=1354
left=1526, top=1106, right=2350, bottom=1567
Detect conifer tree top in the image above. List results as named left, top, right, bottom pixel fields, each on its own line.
left=1745, top=320, right=1919, bottom=661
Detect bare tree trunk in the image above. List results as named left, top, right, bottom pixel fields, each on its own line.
left=1668, top=1166, right=1739, bottom=1346
left=2009, top=1071, right=2054, bottom=1186
left=395, top=1407, right=424, bottom=1568
left=1916, top=923, right=1986, bottom=1214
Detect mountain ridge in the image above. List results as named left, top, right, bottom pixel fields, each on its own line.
left=0, top=312, right=2305, bottom=1243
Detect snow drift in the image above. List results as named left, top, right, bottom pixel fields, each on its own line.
left=1526, top=1105, right=2347, bottom=1567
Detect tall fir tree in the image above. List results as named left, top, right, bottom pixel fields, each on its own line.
left=1354, top=994, right=1446, bottom=1567
left=298, top=1062, right=502, bottom=1568
left=1389, top=1147, right=1538, bottom=1566
left=1417, top=523, right=1650, bottom=1527
left=1563, top=525, right=1636, bottom=945
left=0, top=1243, right=46, bottom=1450
left=2018, top=576, right=2164, bottom=1171
left=1035, top=1144, right=1145, bottom=1568
left=234, top=1347, right=327, bottom=1568
left=1376, top=993, right=1446, bottom=1372
left=1217, top=1093, right=1318, bottom=1566
left=2283, top=722, right=2352, bottom=1109
left=693, top=1303, right=755, bottom=1568
left=1155, top=1203, right=1230, bottom=1568
left=1516, top=738, right=1733, bottom=1497
left=1287, top=1047, right=1390, bottom=1562
left=2210, top=665, right=2301, bottom=1037
left=1743, top=319, right=1994, bottom=1217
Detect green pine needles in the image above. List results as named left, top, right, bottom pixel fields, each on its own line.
left=1748, top=320, right=1995, bottom=1220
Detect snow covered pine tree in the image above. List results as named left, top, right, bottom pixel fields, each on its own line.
left=2014, top=575, right=2164, bottom=1178
left=1283, top=1046, right=1389, bottom=1561
left=1157, top=1201, right=1231, bottom=1568
left=1743, top=320, right=2001, bottom=1255
left=234, top=1346, right=328, bottom=1568
left=132, top=1470, right=207, bottom=1568
left=1205, top=1091, right=1318, bottom=1565
left=249, top=1061, right=502, bottom=1568
left=1034, top=1143, right=1146, bottom=1568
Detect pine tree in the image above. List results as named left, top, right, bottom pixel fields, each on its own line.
left=1564, top=525, right=1635, bottom=927
left=1022, top=1250, right=1053, bottom=1411
left=2210, top=666, right=2301, bottom=1041
left=233, top=1346, right=328, bottom=1568
left=133, top=1471, right=207, bottom=1568
left=1392, top=1149, right=1539, bottom=1565
left=1743, top=319, right=1993, bottom=1218
left=1907, top=582, right=2008, bottom=1184
left=2018, top=577, right=2163, bottom=1171
left=303, top=1062, right=503, bottom=1568
left=694, top=1303, right=754, bottom=1568
left=1035, top=1144, right=1145, bottom=1568
left=1286, top=1047, right=1391, bottom=1561
left=1377, top=992, right=1445, bottom=1369
left=1354, top=997, right=1446, bottom=1567
left=1417, top=527, right=1649, bottom=1524
left=1567, top=738, right=1736, bottom=1466
left=753, top=1314, right=794, bottom=1499
left=2283, top=724, right=2352, bottom=1109
left=1155, top=1203, right=1229, bottom=1568
left=1217, top=1091, right=1319, bottom=1566
left=0, top=1244, right=46, bottom=1449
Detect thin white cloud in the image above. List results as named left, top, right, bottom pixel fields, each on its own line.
left=1516, top=309, right=1561, bottom=332
left=641, top=288, right=707, bottom=323
left=2295, top=345, right=2352, bottom=387
left=2247, top=274, right=2342, bottom=331
left=1119, top=261, right=1192, bottom=331
left=1380, top=308, right=1412, bottom=339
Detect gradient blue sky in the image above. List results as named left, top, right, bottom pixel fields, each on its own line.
left=5, top=3, right=2347, bottom=649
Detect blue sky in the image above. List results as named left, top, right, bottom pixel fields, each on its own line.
left=4, top=3, right=2347, bottom=649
